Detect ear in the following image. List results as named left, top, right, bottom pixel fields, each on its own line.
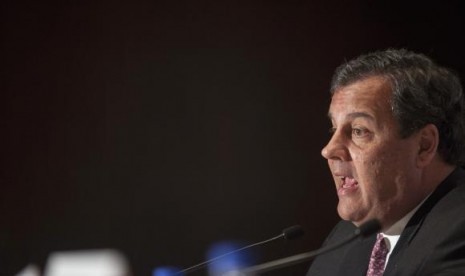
left=416, top=124, right=439, bottom=168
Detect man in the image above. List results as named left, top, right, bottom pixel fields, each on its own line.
left=307, top=49, right=465, bottom=275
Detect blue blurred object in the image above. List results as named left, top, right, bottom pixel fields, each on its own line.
left=207, top=240, right=256, bottom=276
left=152, top=266, right=182, bottom=276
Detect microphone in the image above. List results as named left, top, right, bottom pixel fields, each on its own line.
left=241, top=219, right=381, bottom=275
left=176, top=225, right=304, bottom=275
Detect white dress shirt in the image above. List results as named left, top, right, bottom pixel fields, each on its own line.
left=381, top=195, right=430, bottom=268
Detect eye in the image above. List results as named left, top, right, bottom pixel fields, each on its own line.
left=351, top=127, right=370, bottom=138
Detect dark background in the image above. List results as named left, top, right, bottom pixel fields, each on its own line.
left=1, top=0, right=464, bottom=275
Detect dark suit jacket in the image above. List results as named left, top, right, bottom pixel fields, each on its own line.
left=307, top=167, right=465, bottom=276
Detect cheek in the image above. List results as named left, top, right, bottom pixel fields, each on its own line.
left=352, top=150, right=384, bottom=178
left=363, top=151, right=411, bottom=199
left=353, top=151, right=390, bottom=194
left=356, top=144, right=401, bottom=169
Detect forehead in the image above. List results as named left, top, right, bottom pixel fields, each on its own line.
left=328, top=76, right=393, bottom=121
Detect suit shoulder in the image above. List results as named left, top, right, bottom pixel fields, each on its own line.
left=324, top=220, right=357, bottom=243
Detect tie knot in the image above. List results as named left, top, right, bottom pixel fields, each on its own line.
left=376, top=233, right=386, bottom=244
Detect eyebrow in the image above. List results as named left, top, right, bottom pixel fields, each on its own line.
left=327, top=111, right=375, bottom=121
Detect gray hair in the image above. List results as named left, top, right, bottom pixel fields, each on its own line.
left=330, top=49, right=465, bottom=165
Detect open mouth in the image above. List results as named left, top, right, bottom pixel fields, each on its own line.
left=341, top=176, right=358, bottom=188
left=337, top=176, right=359, bottom=196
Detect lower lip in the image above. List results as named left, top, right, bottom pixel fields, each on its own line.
left=337, top=184, right=359, bottom=196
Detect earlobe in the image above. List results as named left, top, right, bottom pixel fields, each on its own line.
left=417, top=124, right=439, bottom=167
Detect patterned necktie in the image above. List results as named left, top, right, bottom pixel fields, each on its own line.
left=366, top=233, right=389, bottom=276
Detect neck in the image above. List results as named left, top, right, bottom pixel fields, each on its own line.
left=380, top=160, right=455, bottom=231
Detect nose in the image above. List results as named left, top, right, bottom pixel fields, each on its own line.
left=321, top=130, right=349, bottom=161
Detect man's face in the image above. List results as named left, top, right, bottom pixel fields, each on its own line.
left=321, top=76, right=422, bottom=227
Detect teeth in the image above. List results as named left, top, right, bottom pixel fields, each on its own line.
left=341, top=177, right=357, bottom=188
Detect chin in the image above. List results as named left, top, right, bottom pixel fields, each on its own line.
left=337, top=208, right=371, bottom=227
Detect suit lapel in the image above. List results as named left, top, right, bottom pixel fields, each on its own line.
left=337, top=233, right=376, bottom=275
left=383, top=168, right=462, bottom=276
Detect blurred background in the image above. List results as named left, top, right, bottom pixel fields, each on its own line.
left=2, top=0, right=464, bottom=275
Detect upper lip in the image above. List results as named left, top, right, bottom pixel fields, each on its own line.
left=334, top=172, right=353, bottom=179
left=330, top=162, right=355, bottom=185
left=333, top=172, right=356, bottom=187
